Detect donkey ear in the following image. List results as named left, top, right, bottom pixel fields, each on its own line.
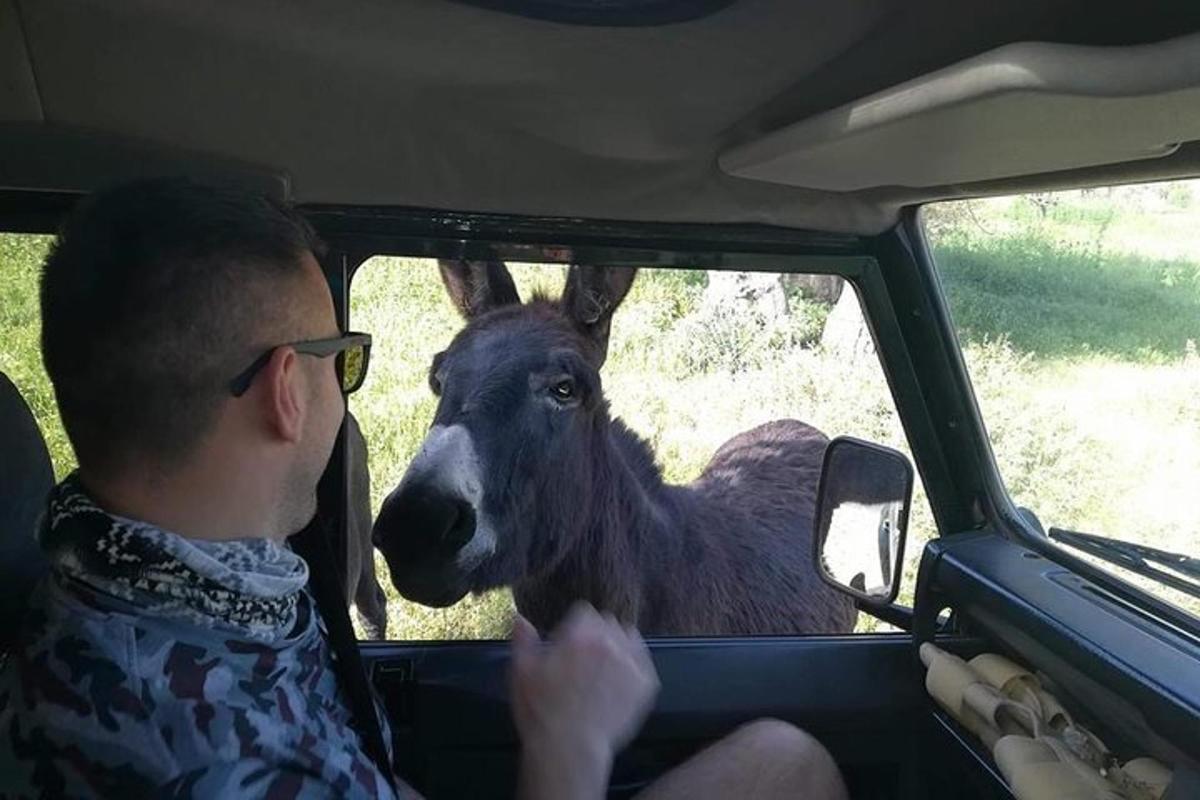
left=561, top=265, right=637, bottom=367
left=437, top=259, right=521, bottom=319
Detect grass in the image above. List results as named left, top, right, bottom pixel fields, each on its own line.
left=3, top=178, right=1198, bottom=636
left=0, top=235, right=72, bottom=479
left=935, top=235, right=1200, bottom=362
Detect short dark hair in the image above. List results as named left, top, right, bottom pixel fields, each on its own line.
left=41, top=178, right=325, bottom=473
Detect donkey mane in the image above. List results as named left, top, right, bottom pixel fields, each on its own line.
left=607, top=419, right=666, bottom=494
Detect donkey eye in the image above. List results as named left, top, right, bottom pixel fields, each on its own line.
left=550, top=379, right=575, bottom=402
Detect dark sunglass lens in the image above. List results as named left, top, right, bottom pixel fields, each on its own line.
left=341, top=344, right=365, bottom=393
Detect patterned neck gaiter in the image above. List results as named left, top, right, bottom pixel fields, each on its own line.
left=39, top=473, right=310, bottom=642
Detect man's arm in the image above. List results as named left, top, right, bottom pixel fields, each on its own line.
left=510, top=604, right=660, bottom=800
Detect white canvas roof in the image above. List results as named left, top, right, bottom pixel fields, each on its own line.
left=2, top=0, right=1199, bottom=233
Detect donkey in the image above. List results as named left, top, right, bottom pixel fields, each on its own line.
left=370, top=261, right=856, bottom=635
left=346, top=411, right=389, bottom=639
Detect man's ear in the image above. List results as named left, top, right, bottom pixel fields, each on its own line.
left=260, top=346, right=305, bottom=443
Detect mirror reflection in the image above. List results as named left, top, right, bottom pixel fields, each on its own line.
left=816, top=438, right=913, bottom=604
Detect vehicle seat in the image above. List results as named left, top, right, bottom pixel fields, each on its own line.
left=0, top=372, right=53, bottom=651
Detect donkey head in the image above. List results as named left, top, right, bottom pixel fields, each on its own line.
left=372, top=260, right=637, bottom=607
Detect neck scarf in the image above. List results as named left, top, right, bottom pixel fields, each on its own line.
left=40, top=473, right=309, bottom=642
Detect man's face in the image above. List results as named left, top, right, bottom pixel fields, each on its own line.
left=279, top=252, right=347, bottom=535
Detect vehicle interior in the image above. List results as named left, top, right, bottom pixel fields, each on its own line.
left=3, top=1, right=1200, bottom=798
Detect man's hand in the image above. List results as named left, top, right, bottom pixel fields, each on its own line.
left=511, top=603, right=660, bottom=800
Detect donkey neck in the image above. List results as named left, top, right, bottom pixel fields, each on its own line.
left=515, top=417, right=676, bottom=629
left=597, top=418, right=675, bottom=541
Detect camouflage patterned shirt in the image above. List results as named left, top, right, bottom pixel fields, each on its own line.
left=0, top=476, right=414, bottom=799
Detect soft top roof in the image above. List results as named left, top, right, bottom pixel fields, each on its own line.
left=2, top=0, right=1200, bottom=234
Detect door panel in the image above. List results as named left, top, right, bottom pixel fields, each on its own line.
left=916, top=531, right=1200, bottom=772
left=362, top=635, right=1009, bottom=799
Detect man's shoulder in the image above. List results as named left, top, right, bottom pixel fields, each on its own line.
left=0, top=578, right=171, bottom=794
left=0, top=578, right=401, bottom=797
left=1, top=575, right=142, bottom=685
left=0, top=575, right=274, bottom=742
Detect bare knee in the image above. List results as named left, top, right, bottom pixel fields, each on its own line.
left=634, top=719, right=847, bottom=800
left=726, top=718, right=821, bottom=759
left=727, top=719, right=848, bottom=800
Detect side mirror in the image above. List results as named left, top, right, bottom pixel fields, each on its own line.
left=813, top=436, right=914, bottom=606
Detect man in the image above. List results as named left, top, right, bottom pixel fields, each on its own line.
left=0, top=179, right=848, bottom=799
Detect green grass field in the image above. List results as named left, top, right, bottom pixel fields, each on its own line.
left=3, top=180, right=1197, bottom=637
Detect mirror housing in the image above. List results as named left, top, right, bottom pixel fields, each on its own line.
left=813, top=436, right=914, bottom=606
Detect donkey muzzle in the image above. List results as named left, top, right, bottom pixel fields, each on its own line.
left=373, top=484, right=476, bottom=554
left=371, top=424, right=494, bottom=607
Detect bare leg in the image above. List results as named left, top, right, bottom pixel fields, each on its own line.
left=633, top=719, right=848, bottom=800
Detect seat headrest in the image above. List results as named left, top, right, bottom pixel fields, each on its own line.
left=0, top=372, right=54, bottom=651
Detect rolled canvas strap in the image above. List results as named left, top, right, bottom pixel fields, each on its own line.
left=920, top=643, right=1174, bottom=800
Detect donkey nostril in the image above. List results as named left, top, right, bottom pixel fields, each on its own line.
left=380, top=485, right=478, bottom=556
left=441, top=499, right=476, bottom=550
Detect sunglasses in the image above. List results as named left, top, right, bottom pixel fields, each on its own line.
left=229, top=332, right=372, bottom=397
